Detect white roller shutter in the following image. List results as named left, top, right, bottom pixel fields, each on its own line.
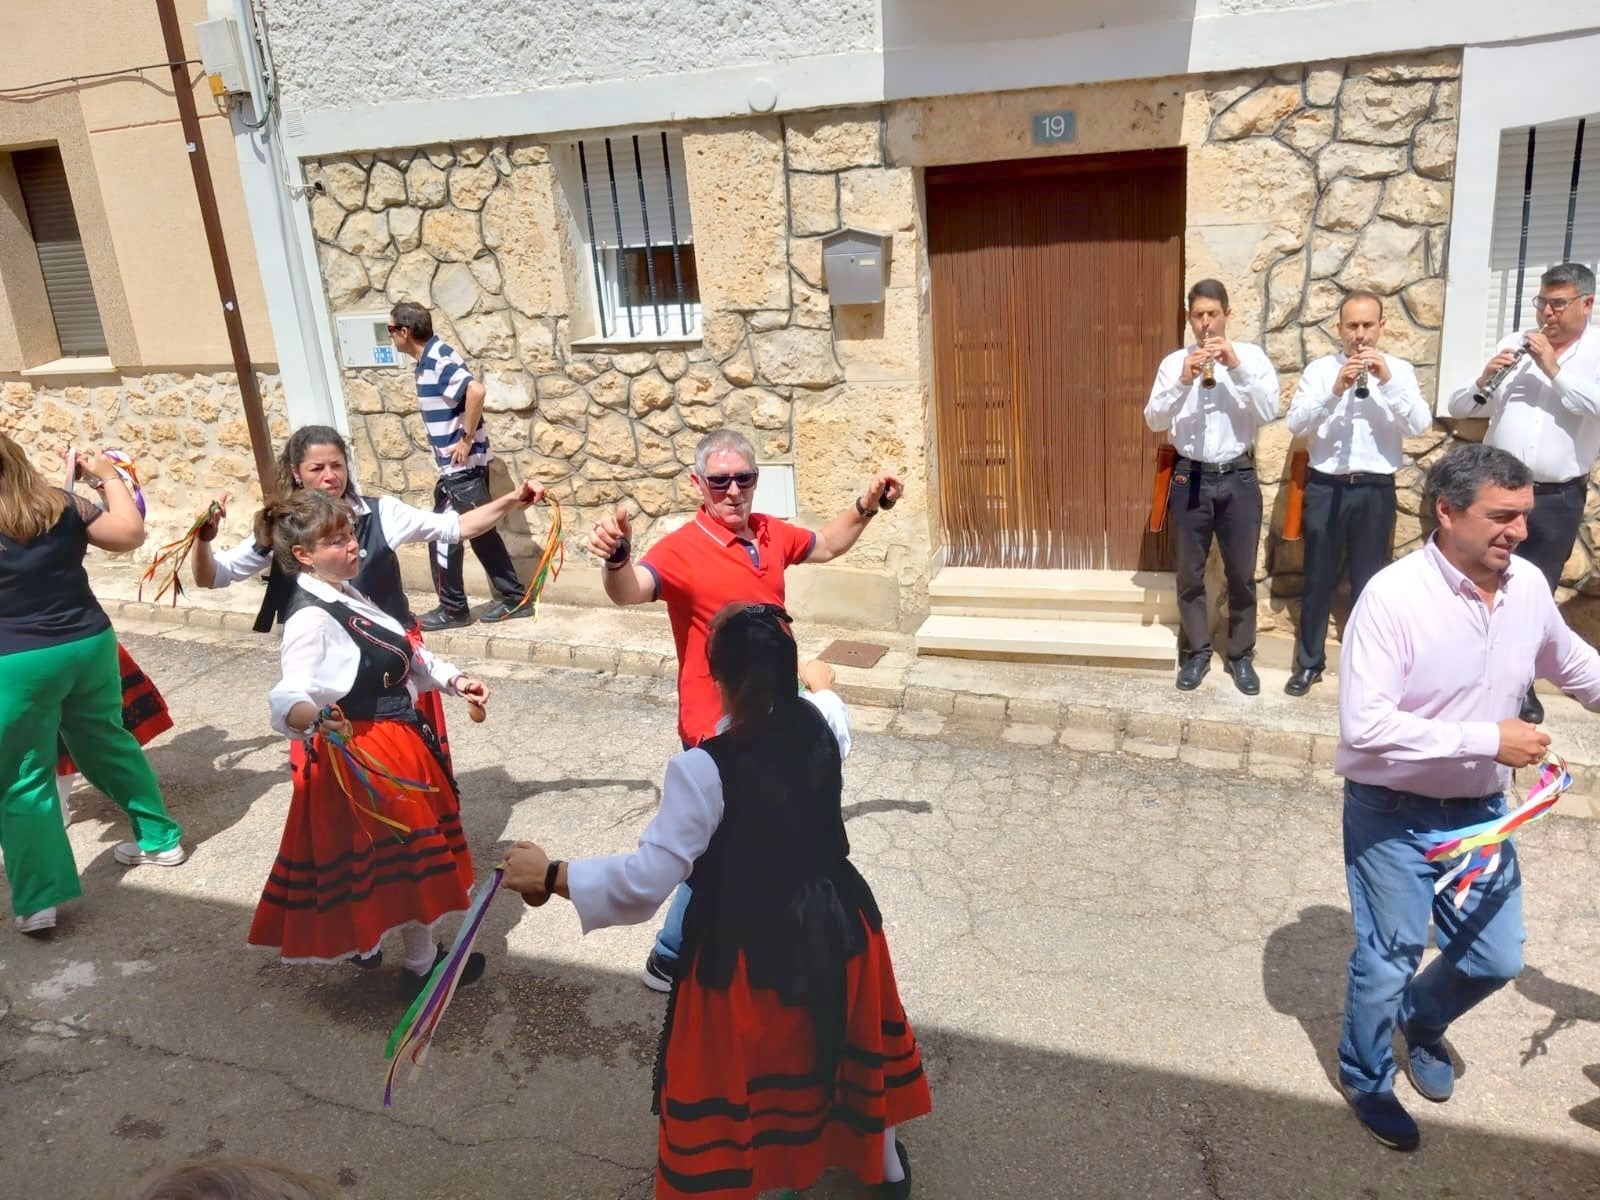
left=14, top=146, right=108, bottom=358
left=574, top=133, right=694, bottom=250
left=1484, top=116, right=1600, bottom=355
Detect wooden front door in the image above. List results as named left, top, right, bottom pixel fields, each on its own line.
left=927, top=149, right=1185, bottom=570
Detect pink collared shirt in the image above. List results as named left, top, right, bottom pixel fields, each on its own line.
left=1337, top=538, right=1600, bottom=798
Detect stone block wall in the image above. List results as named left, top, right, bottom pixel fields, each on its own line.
left=0, top=372, right=287, bottom=560
left=304, top=115, right=931, bottom=630
left=1183, top=52, right=1461, bottom=637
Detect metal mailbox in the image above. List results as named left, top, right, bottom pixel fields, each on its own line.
left=821, top=228, right=893, bottom=306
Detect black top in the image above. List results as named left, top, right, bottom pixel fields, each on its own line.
left=255, top=497, right=412, bottom=633
left=662, top=697, right=880, bottom=1105
left=0, top=491, right=111, bottom=655
left=285, top=587, right=416, bottom=722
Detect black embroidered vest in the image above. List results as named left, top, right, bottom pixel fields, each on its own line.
left=285, top=588, right=416, bottom=722
left=254, top=498, right=411, bottom=633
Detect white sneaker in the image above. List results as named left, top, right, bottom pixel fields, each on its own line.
left=15, top=907, right=57, bottom=934
left=113, top=842, right=188, bottom=867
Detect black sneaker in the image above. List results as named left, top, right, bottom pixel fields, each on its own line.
left=418, top=606, right=473, bottom=632
left=400, top=944, right=486, bottom=1000
left=877, top=1140, right=911, bottom=1199
left=1225, top=654, right=1261, bottom=696
left=1341, top=1083, right=1420, bottom=1150
left=479, top=598, right=534, bottom=623
left=642, top=948, right=677, bottom=993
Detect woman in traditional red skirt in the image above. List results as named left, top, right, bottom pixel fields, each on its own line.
left=190, top=425, right=544, bottom=775
left=247, top=490, right=491, bottom=996
left=505, top=603, right=930, bottom=1199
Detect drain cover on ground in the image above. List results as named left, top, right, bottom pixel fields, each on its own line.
left=817, top=639, right=888, bottom=669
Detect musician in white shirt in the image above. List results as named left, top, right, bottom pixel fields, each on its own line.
left=1444, top=262, right=1600, bottom=722
left=1283, top=292, right=1432, bottom=696
left=1145, top=279, right=1280, bottom=694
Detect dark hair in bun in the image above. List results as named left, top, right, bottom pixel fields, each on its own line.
left=255, top=489, right=351, bottom=574
left=706, top=603, right=798, bottom=732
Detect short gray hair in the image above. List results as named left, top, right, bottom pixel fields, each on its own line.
left=1423, top=443, right=1532, bottom=520
left=1541, top=262, right=1596, bottom=296
left=694, top=429, right=756, bottom=476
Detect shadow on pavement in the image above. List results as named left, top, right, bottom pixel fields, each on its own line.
left=2, top=880, right=1599, bottom=1200
left=1262, top=903, right=1350, bottom=1092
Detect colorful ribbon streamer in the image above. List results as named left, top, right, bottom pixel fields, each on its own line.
left=513, top=497, right=564, bottom=617
left=383, top=866, right=504, bottom=1107
left=101, top=449, right=147, bottom=518
left=138, top=500, right=221, bottom=607
left=320, top=721, right=435, bottom=839
left=1422, top=752, right=1571, bottom=909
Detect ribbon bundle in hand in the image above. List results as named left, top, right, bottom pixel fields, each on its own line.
left=513, top=497, right=564, bottom=618
left=139, top=500, right=222, bottom=606
left=383, top=866, right=504, bottom=1106
left=318, top=714, right=432, bottom=839
left=1423, top=752, right=1571, bottom=909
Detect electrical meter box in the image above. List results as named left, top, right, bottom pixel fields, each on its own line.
left=195, top=17, right=250, bottom=96
left=821, top=229, right=892, bottom=306
left=336, top=313, right=403, bottom=368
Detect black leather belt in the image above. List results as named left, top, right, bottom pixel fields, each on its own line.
left=1534, top=477, right=1584, bottom=494
left=1309, top=468, right=1394, bottom=487
left=1177, top=454, right=1253, bottom=475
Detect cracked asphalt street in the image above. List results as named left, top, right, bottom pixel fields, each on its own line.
left=5, top=629, right=1600, bottom=1199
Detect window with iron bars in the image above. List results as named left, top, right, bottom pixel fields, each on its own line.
left=1486, top=115, right=1600, bottom=354
left=567, top=131, right=700, bottom=341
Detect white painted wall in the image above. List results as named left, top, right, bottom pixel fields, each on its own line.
left=1437, top=27, right=1600, bottom=410
left=263, top=0, right=1600, bottom=158
left=266, top=0, right=878, bottom=113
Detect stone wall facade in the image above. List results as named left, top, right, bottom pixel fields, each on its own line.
left=0, top=372, right=288, bottom=558
left=305, top=116, right=930, bottom=630
left=296, top=49, right=1600, bottom=644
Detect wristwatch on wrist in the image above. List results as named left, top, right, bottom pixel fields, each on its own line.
left=544, top=859, right=563, bottom=894
left=605, top=537, right=631, bottom=568
left=854, top=496, right=878, bottom=518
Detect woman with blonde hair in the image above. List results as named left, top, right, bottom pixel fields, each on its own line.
left=0, top=434, right=186, bottom=935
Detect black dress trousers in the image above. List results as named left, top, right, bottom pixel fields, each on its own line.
left=1294, top=471, right=1397, bottom=673
left=1169, top=462, right=1262, bottom=661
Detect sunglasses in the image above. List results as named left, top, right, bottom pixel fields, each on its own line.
left=386, top=324, right=401, bottom=333
left=702, top=470, right=758, bottom=492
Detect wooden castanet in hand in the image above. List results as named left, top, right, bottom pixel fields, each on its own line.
left=467, top=700, right=486, bottom=723
left=1148, top=444, right=1177, bottom=534
left=1281, top=449, right=1310, bottom=541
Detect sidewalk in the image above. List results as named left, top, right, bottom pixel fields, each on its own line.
left=90, top=558, right=1600, bottom=819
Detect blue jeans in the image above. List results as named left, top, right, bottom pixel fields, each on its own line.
left=654, top=883, right=689, bottom=962
left=1337, top=781, right=1525, bottom=1093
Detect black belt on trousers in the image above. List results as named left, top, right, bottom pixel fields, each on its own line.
left=1177, top=454, right=1253, bottom=475
left=1533, top=477, right=1584, bottom=494
left=1309, top=468, right=1395, bottom=487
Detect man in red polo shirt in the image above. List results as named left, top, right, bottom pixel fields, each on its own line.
left=586, top=428, right=903, bottom=987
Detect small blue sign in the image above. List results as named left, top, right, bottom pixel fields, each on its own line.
left=1032, top=110, right=1076, bottom=145
left=372, top=345, right=396, bottom=365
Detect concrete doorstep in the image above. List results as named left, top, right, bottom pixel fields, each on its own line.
left=92, top=559, right=1600, bottom=821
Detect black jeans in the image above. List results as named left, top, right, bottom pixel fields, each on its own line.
left=430, top=466, right=524, bottom=613
left=1515, top=476, right=1587, bottom=591
left=1170, top=464, right=1261, bottom=660
left=1295, top=473, right=1396, bottom=672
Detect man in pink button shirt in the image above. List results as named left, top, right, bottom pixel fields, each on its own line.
left=1335, top=442, right=1600, bottom=1151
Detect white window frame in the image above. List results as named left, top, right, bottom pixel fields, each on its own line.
left=559, top=130, right=700, bottom=345
left=1439, top=30, right=1600, bottom=412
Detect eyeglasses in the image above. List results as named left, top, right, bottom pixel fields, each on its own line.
left=701, top=470, right=759, bottom=492
left=385, top=324, right=401, bottom=333
left=1531, top=294, right=1593, bottom=314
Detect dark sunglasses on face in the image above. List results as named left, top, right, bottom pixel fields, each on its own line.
left=386, top=324, right=402, bottom=333
left=703, top=470, right=759, bottom=492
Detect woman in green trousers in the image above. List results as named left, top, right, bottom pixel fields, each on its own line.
left=0, top=435, right=186, bottom=935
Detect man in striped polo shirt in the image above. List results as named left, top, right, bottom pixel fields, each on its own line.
left=389, top=301, right=529, bottom=629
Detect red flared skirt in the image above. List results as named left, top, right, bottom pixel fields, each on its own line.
left=656, top=919, right=931, bottom=1200
left=58, top=644, right=172, bottom=774
left=248, top=716, right=474, bottom=963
